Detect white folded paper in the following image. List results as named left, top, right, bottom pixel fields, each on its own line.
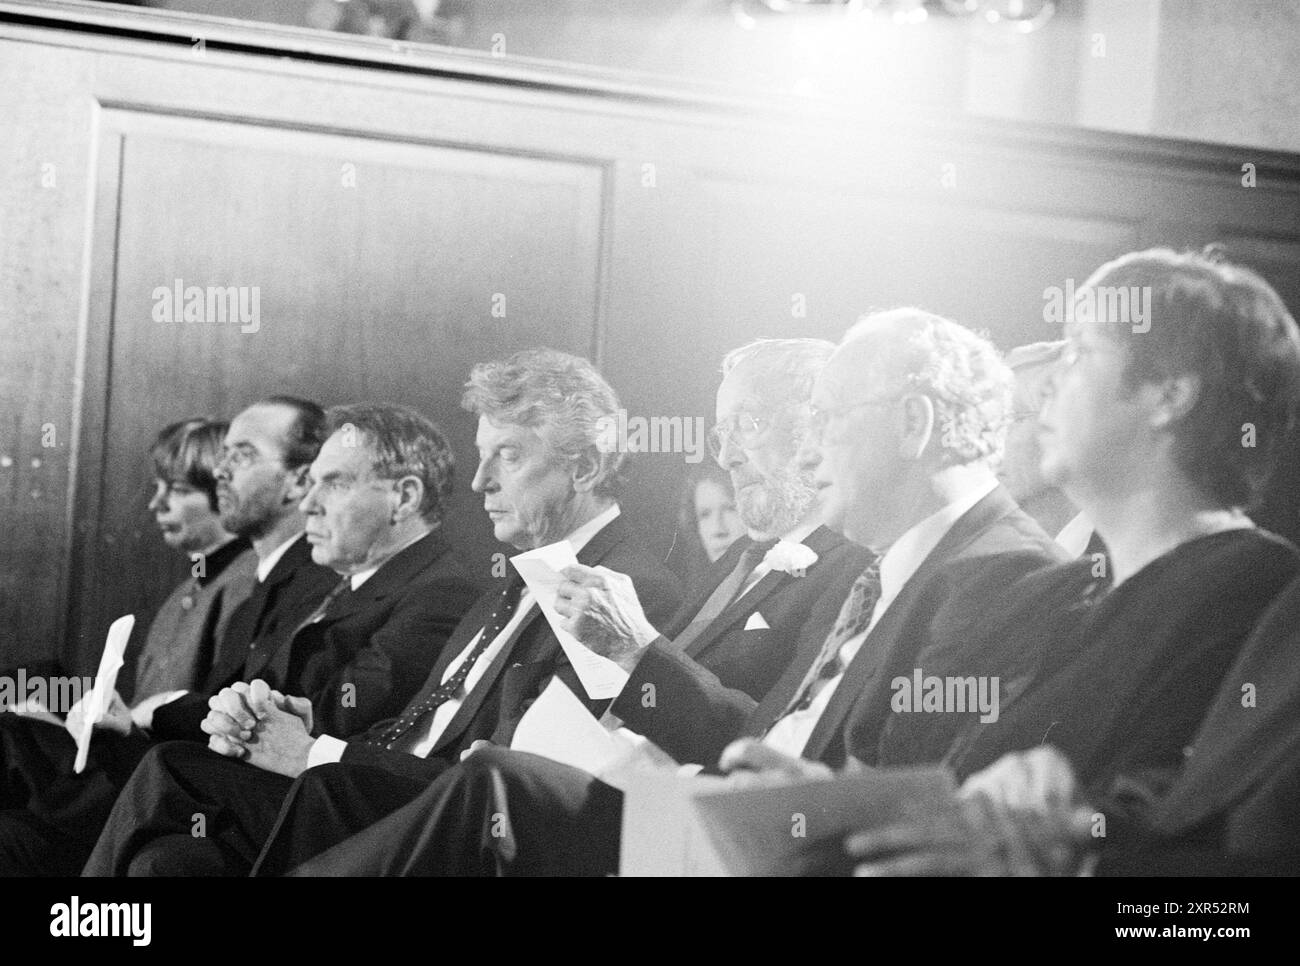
left=510, top=542, right=629, bottom=700
left=71, top=614, right=135, bottom=774
left=509, top=677, right=680, bottom=791
left=620, top=765, right=957, bottom=876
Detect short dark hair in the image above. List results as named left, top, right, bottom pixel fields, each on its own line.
left=151, top=418, right=228, bottom=511
left=1084, top=247, right=1300, bottom=509
left=461, top=348, right=625, bottom=498
left=325, top=403, right=455, bottom=526
left=256, top=395, right=328, bottom=469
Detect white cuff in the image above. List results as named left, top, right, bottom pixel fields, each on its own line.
left=307, top=734, right=347, bottom=769
left=131, top=689, right=190, bottom=731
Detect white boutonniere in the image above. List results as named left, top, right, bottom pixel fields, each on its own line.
left=763, top=541, right=818, bottom=578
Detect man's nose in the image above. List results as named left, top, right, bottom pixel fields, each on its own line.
left=717, top=433, right=746, bottom=470
left=147, top=488, right=166, bottom=513
left=299, top=484, right=321, bottom=515
left=470, top=460, right=494, bottom=493
left=796, top=434, right=823, bottom=474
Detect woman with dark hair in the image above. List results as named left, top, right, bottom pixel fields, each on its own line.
left=0, top=417, right=257, bottom=874
left=129, top=418, right=258, bottom=703
left=673, top=463, right=747, bottom=584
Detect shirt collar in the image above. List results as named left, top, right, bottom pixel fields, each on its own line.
left=1055, top=511, right=1094, bottom=558
left=349, top=528, right=434, bottom=591
left=255, top=531, right=304, bottom=583
left=564, top=503, right=621, bottom=554
left=772, top=516, right=821, bottom=548
left=877, top=478, right=998, bottom=604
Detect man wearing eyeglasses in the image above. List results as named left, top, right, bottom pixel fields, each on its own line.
left=0, top=397, right=341, bottom=874
left=84, top=352, right=683, bottom=876
left=228, top=337, right=872, bottom=876
left=273, top=319, right=1066, bottom=877
left=720, top=309, right=1069, bottom=780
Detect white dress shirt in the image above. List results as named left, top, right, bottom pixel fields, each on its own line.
left=255, top=531, right=304, bottom=583
left=762, top=479, right=998, bottom=758
left=347, top=528, right=432, bottom=592
left=307, top=504, right=622, bottom=767
left=1055, top=511, right=1094, bottom=558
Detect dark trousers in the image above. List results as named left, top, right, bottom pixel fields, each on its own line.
left=0, top=713, right=153, bottom=876
left=82, top=740, right=432, bottom=876
left=287, top=747, right=624, bottom=877
left=82, top=740, right=296, bottom=876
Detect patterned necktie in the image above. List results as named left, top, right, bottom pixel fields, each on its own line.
left=672, top=539, right=778, bottom=651
left=370, top=575, right=527, bottom=750
left=778, top=558, right=883, bottom=719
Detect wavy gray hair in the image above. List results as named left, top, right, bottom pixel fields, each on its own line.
left=843, top=308, right=1013, bottom=466
left=461, top=348, right=625, bottom=497
left=720, top=338, right=835, bottom=426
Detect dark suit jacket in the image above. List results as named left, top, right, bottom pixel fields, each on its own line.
left=1144, top=573, right=1300, bottom=860
left=152, top=531, right=479, bottom=742
left=337, top=514, right=682, bottom=783
left=610, top=526, right=873, bottom=765
left=750, top=485, right=1067, bottom=769
left=151, top=535, right=336, bottom=740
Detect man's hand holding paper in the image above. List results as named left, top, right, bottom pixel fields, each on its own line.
left=554, top=563, right=660, bottom=672
left=509, top=544, right=633, bottom=699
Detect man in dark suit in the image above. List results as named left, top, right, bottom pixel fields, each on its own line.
left=284, top=312, right=1066, bottom=876
left=151, top=403, right=480, bottom=744
left=1093, top=574, right=1300, bottom=875
left=259, top=338, right=870, bottom=875
left=83, top=349, right=682, bottom=876
left=0, top=396, right=338, bottom=875
left=844, top=248, right=1300, bottom=876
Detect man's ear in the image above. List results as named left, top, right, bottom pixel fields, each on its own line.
left=569, top=445, right=603, bottom=493
left=390, top=475, right=425, bottom=523
left=283, top=463, right=312, bottom=504
left=1148, top=372, right=1202, bottom=430
left=897, top=393, right=936, bottom=462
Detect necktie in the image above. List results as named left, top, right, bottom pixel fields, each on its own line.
left=777, top=558, right=883, bottom=720
left=287, top=575, right=352, bottom=643
left=370, top=575, right=527, bottom=750
left=671, top=539, right=778, bottom=651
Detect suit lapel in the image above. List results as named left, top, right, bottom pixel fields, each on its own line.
left=685, top=527, right=844, bottom=660
left=207, top=536, right=313, bottom=689
left=248, top=531, right=456, bottom=682
left=429, top=515, right=629, bottom=756
left=684, top=568, right=786, bottom=658
left=662, top=537, right=752, bottom=641
left=800, top=489, right=1019, bottom=761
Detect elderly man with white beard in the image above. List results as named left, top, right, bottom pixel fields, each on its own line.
left=275, top=337, right=874, bottom=876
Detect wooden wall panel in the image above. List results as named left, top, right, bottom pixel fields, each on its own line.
left=68, top=109, right=605, bottom=655
left=3, top=6, right=1300, bottom=673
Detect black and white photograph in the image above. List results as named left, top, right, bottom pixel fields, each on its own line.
left=1, top=0, right=1297, bottom=941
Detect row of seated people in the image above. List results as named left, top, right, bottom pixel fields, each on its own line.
left=1, top=245, right=1296, bottom=875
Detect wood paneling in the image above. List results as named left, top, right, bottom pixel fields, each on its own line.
left=69, top=109, right=605, bottom=656
left=3, top=3, right=1300, bottom=671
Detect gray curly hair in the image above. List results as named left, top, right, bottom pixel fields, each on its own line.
left=461, top=348, right=625, bottom=497
left=720, top=338, right=836, bottom=412
left=842, top=308, right=1012, bottom=466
